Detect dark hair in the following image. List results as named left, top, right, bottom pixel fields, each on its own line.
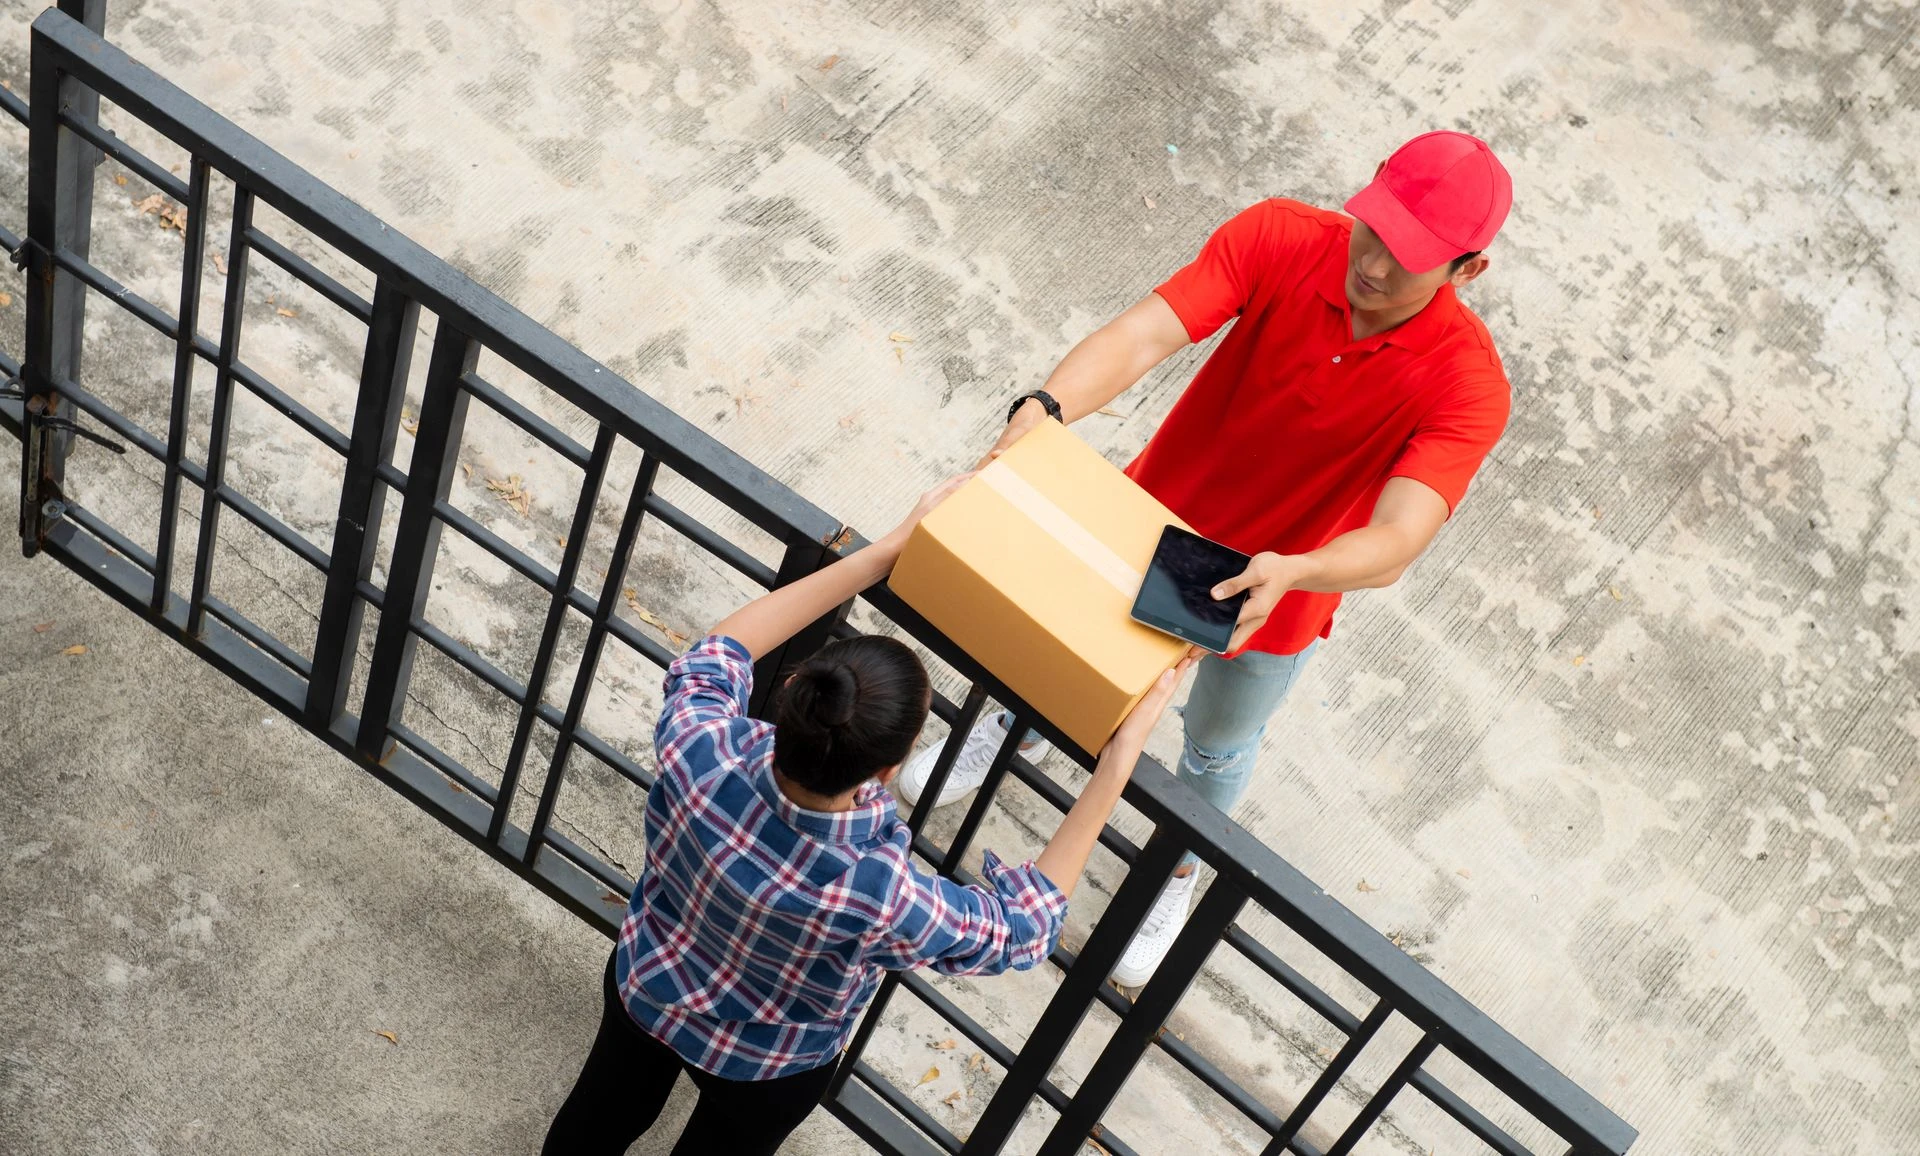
left=774, top=636, right=931, bottom=796
left=1449, top=250, right=1483, bottom=273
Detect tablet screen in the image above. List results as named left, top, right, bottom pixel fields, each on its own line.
left=1130, top=525, right=1252, bottom=653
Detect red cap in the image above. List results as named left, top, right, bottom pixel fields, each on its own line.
left=1343, top=131, right=1512, bottom=274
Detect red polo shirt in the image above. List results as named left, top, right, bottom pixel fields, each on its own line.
left=1125, top=198, right=1510, bottom=656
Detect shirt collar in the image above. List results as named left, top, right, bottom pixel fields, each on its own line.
left=751, top=758, right=892, bottom=845
left=1316, top=237, right=1458, bottom=354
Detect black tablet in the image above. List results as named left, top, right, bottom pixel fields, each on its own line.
left=1129, top=525, right=1252, bottom=654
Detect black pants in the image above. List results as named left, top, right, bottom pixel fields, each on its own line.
left=543, top=952, right=840, bottom=1156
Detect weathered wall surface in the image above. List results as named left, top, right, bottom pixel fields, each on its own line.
left=1, top=1, right=1915, bottom=1154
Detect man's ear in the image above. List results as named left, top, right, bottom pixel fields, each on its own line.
left=1450, top=253, right=1490, bottom=288
left=875, top=765, right=901, bottom=788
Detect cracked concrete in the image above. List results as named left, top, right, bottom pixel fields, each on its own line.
left=2, top=1, right=1918, bottom=1154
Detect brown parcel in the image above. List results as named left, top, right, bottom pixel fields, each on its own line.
left=888, top=420, right=1190, bottom=755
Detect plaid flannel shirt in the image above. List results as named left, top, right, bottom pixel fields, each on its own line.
left=615, top=635, right=1068, bottom=1081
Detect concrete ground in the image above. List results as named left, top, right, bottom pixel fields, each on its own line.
left=3, top=0, right=1918, bottom=1154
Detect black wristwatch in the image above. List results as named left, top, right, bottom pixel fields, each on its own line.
left=1007, top=389, right=1063, bottom=424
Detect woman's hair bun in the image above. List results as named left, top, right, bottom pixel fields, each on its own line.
left=788, top=663, right=858, bottom=731
left=773, top=636, right=931, bottom=797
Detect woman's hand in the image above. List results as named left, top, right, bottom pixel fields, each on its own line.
left=875, top=473, right=975, bottom=556
left=1101, top=657, right=1195, bottom=765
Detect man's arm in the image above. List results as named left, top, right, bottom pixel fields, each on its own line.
left=1211, top=476, right=1450, bottom=652
left=981, top=293, right=1191, bottom=464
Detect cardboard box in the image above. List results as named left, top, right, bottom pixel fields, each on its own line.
left=889, top=420, right=1190, bottom=754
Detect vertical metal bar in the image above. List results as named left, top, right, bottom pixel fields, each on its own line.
left=354, top=322, right=476, bottom=760
left=1324, top=1034, right=1439, bottom=1156
left=522, top=452, right=659, bottom=864
left=54, top=1, right=107, bottom=28
left=150, top=156, right=210, bottom=610
left=939, top=712, right=1027, bottom=874
left=903, top=684, right=988, bottom=837
left=20, top=3, right=105, bottom=554
left=305, top=279, right=419, bottom=729
left=185, top=187, right=253, bottom=634
left=1262, top=1000, right=1395, bottom=1156
left=825, top=971, right=903, bottom=1099
left=747, top=534, right=854, bottom=719
left=961, top=830, right=1187, bottom=1155
left=488, top=426, right=615, bottom=843
left=1036, top=879, right=1249, bottom=1156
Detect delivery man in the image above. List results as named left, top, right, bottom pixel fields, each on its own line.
left=898, top=130, right=1515, bottom=987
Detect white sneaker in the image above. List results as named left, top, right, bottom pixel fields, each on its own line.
left=897, top=712, right=1053, bottom=808
left=1109, top=870, right=1199, bottom=988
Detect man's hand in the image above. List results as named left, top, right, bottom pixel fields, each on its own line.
left=977, top=399, right=1050, bottom=468
left=1211, top=552, right=1307, bottom=654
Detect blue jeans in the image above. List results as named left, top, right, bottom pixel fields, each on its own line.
left=1172, top=642, right=1316, bottom=868
left=1012, top=642, right=1317, bottom=868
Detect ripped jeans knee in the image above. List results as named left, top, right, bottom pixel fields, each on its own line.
left=1180, top=740, right=1249, bottom=778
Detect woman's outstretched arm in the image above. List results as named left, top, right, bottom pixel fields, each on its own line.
left=710, top=474, right=972, bottom=661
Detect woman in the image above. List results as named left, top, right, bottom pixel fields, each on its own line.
left=543, top=477, right=1189, bottom=1154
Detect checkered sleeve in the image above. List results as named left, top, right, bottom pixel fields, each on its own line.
left=652, top=634, right=755, bottom=787
left=866, top=849, right=1069, bottom=977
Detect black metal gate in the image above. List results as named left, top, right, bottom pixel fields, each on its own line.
left=1, top=7, right=1636, bottom=1155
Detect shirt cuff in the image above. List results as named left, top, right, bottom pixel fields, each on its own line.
left=1151, top=284, right=1207, bottom=343
left=982, top=848, right=1069, bottom=927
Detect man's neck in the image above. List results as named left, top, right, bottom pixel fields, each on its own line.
left=1350, top=290, right=1438, bottom=342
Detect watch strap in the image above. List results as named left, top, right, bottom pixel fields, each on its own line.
left=1007, top=389, right=1063, bottom=424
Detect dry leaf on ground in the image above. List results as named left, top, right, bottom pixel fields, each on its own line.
left=1356, top=879, right=1378, bottom=893
left=818, top=54, right=840, bottom=71
left=400, top=410, right=419, bottom=436
left=1608, top=585, right=1623, bottom=601
left=372, top=1030, right=398, bottom=1045
left=966, top=1052, right=986, bottom=1072
left=931, top=1039, right=957, bottom=1051
left=0, top=292, right=12, bottom=308
left=211, top=250, right=227, bottom=275
left=158, top=202, right=187, bottom=232
left=276, top=307, right=297, bottom=318
left=888, top=331, right=913, bottom=343
left=1142, top=194, right=1156, bottom=209
left=60, top=644, right=88, bottom=656
left=1572, top=655, right=1586, bottom=666
left=915, top=1067, right=939, bottom=1087
left=113, top=173, right=127, bottom=186
left=625, top=596, right=692, bottom=649
left=132, top=193, right=166, bottom=215
left=1456, top=867, right=1472, bottom=879
left=31, top=622, right=53, bottom=633
left=942, top=1090, right=965, bottom=1107
left=484, top=473, right=533, bottom=517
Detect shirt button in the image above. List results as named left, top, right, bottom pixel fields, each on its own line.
left=1332, top=355, right=1342, bottom=363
